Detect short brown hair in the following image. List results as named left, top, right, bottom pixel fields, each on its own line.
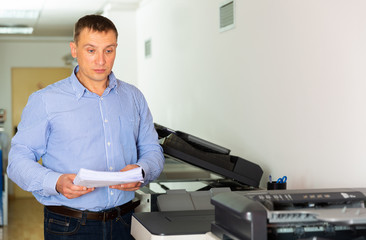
left=73, top=15, right=118, bottom=44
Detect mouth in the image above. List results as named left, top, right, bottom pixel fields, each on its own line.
left=94, top=69, right=106, bottom=74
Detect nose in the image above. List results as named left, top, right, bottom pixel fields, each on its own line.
left=96, top=51, right=106, bottom=65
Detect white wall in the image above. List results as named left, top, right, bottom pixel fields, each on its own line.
left=136, top=0, right=366, bottom=189
left=0, top=38, right=71, bottom=136
left=103, top=3, right=138, bottom=86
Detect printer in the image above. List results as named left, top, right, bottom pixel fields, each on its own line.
left=210, top=188, right=366, bottom=240
left=132, top=124, right=263, bottom=239
left=134, top=124, right=263, bottom=212
left=133, top=188, right=366, bottom=240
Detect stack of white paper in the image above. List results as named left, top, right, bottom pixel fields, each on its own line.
left=73, top=167, right=144, bottom=188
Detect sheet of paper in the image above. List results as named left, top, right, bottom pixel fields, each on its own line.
left=73, top=167, right=144, bottom=188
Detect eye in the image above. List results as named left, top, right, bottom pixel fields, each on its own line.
left=106, top=49, right=113, bottom=54
left=87, top=49, right=95, bottom=53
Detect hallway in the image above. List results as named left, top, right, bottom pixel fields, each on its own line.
left=3, top=197, right=43, bottom=240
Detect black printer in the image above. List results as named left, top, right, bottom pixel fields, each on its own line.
left=211, top=188, right=366, bottom=240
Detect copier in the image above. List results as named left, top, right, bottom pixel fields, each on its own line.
left=132, top=124, right=263, bottom=239
left=134, top=124, right=263, bottom=212
left=133, top=188, right=366, bottom=240
left=210, top=188, right=366, bottom=240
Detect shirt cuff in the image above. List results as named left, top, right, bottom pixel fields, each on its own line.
left=43, top=171, right=63, bottom=196
left=136, top=162, right=149, bottom=182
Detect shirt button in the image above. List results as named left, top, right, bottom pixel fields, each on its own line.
left=110, top=192, right=114, bottom=196
left=104, top=119, right=108, bottom=123
left=101, top=97, right=104, bottom=100
left=107, top=142, right=111, bottom=146
left=109, top=167, right=113, bottom=170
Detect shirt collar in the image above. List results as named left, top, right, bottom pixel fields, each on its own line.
left=70, top=66, right=86, bottom=100
left=71, top=65, right=118, bottom=100
left=105, top=71, right=118, bottom=95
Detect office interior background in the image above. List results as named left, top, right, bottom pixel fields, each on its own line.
left=1, top=0, right=366, bottom=199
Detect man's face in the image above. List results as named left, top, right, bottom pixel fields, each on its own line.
left=70, top=28, right=117, bottom=84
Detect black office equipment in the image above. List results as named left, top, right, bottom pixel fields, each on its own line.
left=211, top=188, right=366, bottom=240
left=155, top=123, right=263, bottom=188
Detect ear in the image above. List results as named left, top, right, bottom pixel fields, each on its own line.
left=70, top=42, right=77, bottom=58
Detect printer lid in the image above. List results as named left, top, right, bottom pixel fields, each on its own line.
left=155, top=123, right=263, bottom=188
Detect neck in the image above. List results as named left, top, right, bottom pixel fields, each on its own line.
left=76, top=74, right=108, bottom=97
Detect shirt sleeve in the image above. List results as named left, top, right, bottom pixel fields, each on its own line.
left=7, top=91, right=61, bottom=197
left=134, top=91, right=165, bottom=185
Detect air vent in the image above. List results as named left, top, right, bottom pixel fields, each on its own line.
left=145, top=39, right=151, bottom=58
left=220, top=0, right=235, bottom=32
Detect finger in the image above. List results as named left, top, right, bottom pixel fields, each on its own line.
left=121, top=182, right=140, bottom=188
left=66, top=187, right=94, bottom=199
left=109, top=181, right=140, bottom=188
left=71, top=184, right=93, bottom=191
left=119, top=182, right=141, bottom=191
left=119, top=186, right=139, bottom=191
left=109, top=184, right=139, bottom=191
left=80, top=187, right=94, bottom=193
left=71, top=186, right=95, bottom=195
left=120, top=164, right=139, bottom=172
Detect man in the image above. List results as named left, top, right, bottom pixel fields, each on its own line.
left=7, top=15, right=164, bottom=239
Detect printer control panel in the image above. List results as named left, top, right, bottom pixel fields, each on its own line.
left=248, top=191, right=366, bottom=204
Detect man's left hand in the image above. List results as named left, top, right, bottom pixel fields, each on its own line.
left=109, top=164, right=142, bottom=191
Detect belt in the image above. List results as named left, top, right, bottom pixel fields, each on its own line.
left=45, top=200, right=140, bottom=221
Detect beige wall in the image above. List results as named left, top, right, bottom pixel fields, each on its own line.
left=12, top=67, right=71, bottom=134
left=11, top=68, right=71, bottom=198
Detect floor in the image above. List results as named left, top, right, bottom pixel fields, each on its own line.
left=3, top=197, right=43, bottom=240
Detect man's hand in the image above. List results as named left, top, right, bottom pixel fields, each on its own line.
left=56, top=174, right=95, bottom=199
left=109, top=164, right=142, bottom=191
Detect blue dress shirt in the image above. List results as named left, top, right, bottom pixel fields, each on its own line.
left=7, top=66, right=164, bottom=211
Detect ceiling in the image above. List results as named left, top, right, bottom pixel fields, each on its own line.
left=0, top=0, right=140, bottom=38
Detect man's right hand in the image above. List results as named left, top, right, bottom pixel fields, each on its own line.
left=56, top=174, right=95, bottom=199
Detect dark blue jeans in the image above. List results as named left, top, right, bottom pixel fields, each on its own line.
left=44, top=207, right=134, bottom=240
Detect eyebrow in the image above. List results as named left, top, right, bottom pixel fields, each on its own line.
left=83, top=43, right=117, bottom=48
